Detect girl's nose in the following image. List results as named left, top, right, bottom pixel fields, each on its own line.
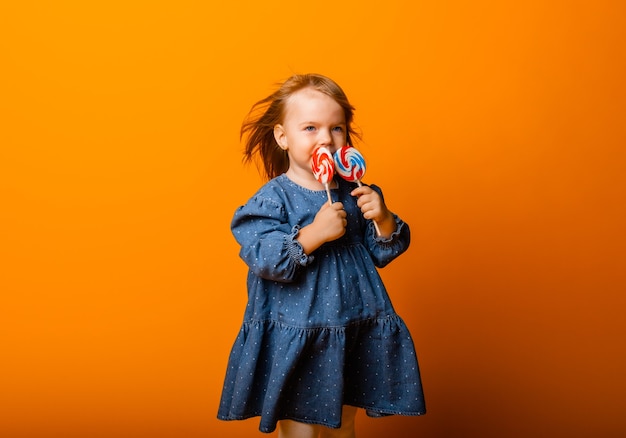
left=318, top=129, right=332, bottom=145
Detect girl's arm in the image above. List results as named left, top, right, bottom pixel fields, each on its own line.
left=232, top=195, right=306, bottom=282
left=231, top=194, right=346, bottom=282
left=353, top=184, right=411, bottom=268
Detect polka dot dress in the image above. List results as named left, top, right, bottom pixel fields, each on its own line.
left=217, top=174, right=426, bottom=433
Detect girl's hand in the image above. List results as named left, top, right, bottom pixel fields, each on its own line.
left=297, top=202, right=347, bottom=254
left=351, top=186, right=396, bottom=237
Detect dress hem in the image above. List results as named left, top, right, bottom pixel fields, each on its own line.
left=217, top=405, right=427, bottom=433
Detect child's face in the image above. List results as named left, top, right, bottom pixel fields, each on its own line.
left=274, top=87, right=347, bottom=181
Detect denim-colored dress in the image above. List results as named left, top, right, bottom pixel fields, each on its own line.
left=217, top=174, right=426, bottom=433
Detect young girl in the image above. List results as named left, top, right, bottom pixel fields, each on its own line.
left=217, top=74, right=426, bottom=437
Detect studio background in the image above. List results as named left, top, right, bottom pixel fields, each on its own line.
left=1, top=1, right=625, bottom=437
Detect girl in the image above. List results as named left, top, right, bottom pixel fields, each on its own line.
left=217, top=74, right=426, bottom=437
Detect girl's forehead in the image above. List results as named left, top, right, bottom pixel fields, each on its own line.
left=286, top=87, right=325, bottom=106
left=284, top=88, right=344, bottom=121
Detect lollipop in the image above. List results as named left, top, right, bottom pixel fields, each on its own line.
left=334, top=145, right=366, bottom=182
left=333, top=146, right=381, bottom=235
left=311, top=146, right=335, bottom=205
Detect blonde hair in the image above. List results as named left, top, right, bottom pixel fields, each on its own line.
left=241, top=73, right=360, bottom=180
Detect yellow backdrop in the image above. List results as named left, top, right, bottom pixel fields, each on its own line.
left=1, top=1, right=625, bottom=437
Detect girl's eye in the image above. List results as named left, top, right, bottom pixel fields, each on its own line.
left=332, top=126, right=344, bottom=133
left=305, top=126, right=316, bottom=131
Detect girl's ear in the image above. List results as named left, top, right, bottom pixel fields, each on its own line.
left=274, top=124, right=288, bottom=150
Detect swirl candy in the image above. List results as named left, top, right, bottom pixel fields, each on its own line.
left=334, top=145, right=366, bottom=182
left=311, top=146, right=335, bottom=204
left=312, top=146, right=334, bottom=185
left=333, top=146, right=381, bottom=235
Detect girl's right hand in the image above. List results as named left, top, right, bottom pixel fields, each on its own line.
left=314, top=202, right=347, bottom=242
left=297, top=202, right=347, bottom=254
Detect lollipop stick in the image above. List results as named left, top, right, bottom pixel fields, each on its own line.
left=325, top=183, right=333, bottom=205
left=372, top=218, right=382, bottom=236
left=356, top=181, right=381, bottom=236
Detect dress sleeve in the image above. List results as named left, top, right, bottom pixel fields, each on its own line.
left=363, top=185, right=411, bottom=268
left=231, top=194, right=314, bottom=282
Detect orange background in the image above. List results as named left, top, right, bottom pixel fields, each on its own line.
left=1, top=1, right=625, bottom=437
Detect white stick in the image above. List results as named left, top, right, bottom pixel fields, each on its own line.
left=325, top=183, right=333, bottom=205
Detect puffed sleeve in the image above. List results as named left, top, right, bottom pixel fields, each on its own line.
left=363, top=184, right=411, bottom=268
left=231, top=194, right=314, bottom=282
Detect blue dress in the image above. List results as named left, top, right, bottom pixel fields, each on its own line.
left=217, top=174, right=426, bottom=433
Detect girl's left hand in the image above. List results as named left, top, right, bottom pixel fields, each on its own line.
left=351, top=185, right=396, bottom=236
left=351, top=186, right=391, bottom=224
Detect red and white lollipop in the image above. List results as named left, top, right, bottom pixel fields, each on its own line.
left=333, top=145, right=381, bottom=235
left=311, top=146, right=335, bottom=205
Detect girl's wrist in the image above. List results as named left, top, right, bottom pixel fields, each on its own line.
left=376, top=211, right=396, bottom=236
left=378, top=210, right=394, bottom=225
left=296, top=222, right=325, bottom=255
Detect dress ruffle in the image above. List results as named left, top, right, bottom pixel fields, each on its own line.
left=217, top=316, right=425, bottom=432
left=284, top=225, right=314, bottom=266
